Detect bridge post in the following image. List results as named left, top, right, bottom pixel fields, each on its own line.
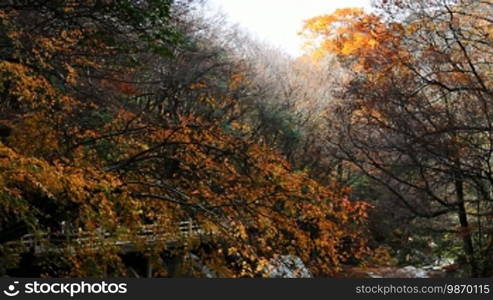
left=188, top=218, right=193, bottom=237
left=146, top=257, right=153, bottom=278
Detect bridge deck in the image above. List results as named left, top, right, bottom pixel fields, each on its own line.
left=12, top=220, right=210, bottom=255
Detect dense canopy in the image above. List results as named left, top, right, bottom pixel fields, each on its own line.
left=1, top=0, right=492, bottom=278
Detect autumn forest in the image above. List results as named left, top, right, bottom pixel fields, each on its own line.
left=0, top=0, right=492, bottom=278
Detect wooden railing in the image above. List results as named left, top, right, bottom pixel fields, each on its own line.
left=14, top=219, right=207, bottom=254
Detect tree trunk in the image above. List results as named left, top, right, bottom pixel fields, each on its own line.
left=455, top=177, right=478, bottom=277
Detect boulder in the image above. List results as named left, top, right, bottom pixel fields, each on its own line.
left=263, top=255, right=312, bottom=278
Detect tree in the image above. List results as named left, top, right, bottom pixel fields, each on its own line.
left=302, top=0, right=493, bottom=276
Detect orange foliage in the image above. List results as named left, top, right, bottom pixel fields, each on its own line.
left=301, top=8, right=403, bottom=70
left=0, top=3, right=370, bottom=277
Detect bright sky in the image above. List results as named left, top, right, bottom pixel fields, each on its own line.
left=207, top=0, right=371, bottom=57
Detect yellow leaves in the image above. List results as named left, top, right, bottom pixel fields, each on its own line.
left=234, top=224, right=248, bottom=240
left=125, top=119, right=368, bottom=273
left=3, top=11, right=100, bottom=98
left=2, top=141, right=111, bottom=202
left=36, top=37, right=57, bottom=55
left=303, top=8, right=366, bottom=33
left=0, top=140, right=133, bottom=230
left=150, top=128, right=175, bottom=141
left=65, top=63, right=78, bottom=84
left=0, top=19, right=369, bottom=271
left=255, top=257, right=270, bottom=274
left=34, top=29, right=84, bottom=56
left=227, top=247, right=238, bottom=255
left=189, top=81, right=207, bottom=90
left=301, top=8, right=401, bottom=71
left=0, top=144, right=59, bottom=200
left=0, top=60, right=63, bottom=109
left=8, top=112, right=60, bottom=158
left=228, top=73, right=245, bottom=90
left=301, top=8, right=368, bottom=56
left=63, top=6, right=75, bottom=13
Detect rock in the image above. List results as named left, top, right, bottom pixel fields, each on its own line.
left=190, top=254, right=217, bottom=278
left=368, top=272, right=384, bottom=278
left=263, top=255, right=312, bottom=278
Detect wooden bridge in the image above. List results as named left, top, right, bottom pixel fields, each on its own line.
left=15, top=220, right=208, bottom=255
left=7, top=220, right=224, bottom=277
